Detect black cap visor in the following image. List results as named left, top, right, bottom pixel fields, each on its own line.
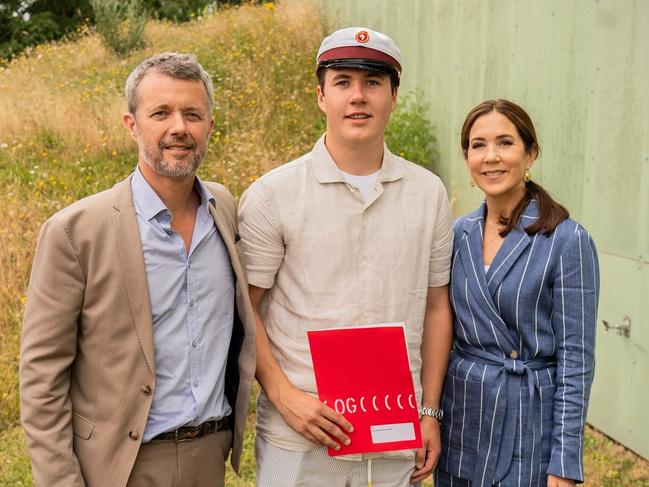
left=317, top=58, right=400, bottom=78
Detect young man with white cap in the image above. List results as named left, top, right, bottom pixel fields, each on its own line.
left=239, top=27, right=453, bottom=486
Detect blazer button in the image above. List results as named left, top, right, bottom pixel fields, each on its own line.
left=510, top=350, right=520, bottom=359
left=141, top=385, right=152, bottom=395
left=129, top=430, right=139, bottom=441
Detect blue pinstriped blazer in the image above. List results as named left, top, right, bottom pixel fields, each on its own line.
left=438, top=200, right=599, bottom=486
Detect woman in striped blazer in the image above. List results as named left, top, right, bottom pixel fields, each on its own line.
left=436, top=99, right=599, bottom=487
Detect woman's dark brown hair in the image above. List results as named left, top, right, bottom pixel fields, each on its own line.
left=460, top=99, right=569, bottom=236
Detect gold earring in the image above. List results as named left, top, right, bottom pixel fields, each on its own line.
left=469, top=178, right=476, bottom=187
left=524, top=169, right=531, bottom=182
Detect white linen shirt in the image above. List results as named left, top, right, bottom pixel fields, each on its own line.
left=239, top=135, right=453, bottom=454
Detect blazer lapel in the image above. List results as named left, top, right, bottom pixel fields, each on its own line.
left=458, top=204, right=518, bottom=351
left=111, top=177, right=156, bottom=374
left=485, top=201, right=539, bottom=295
left=458, top=208, right=490, bottom=297
left=485, top=228, right=530, bottom=295
left=207, top=202, right=240, bottom=276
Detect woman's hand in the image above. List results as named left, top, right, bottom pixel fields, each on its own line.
left=547, top=474, right=576, bottom=487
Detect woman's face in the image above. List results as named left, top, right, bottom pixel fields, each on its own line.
left=465, top=110, right=536, bottom=204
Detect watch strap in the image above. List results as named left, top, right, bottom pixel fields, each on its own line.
left=421, top=406, right=443, bottom=423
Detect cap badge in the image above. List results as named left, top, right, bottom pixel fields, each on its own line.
left=355, top=31, right=370, bottom=43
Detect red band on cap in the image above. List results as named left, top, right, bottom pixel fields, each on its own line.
left=318, top=46, right=401, bottom=72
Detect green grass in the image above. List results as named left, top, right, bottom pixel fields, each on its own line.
left=0, top=426, right=32, bottom=486
left=584, top=425, right=649, bottom=486
left=0, top=2, right=648, bottom=486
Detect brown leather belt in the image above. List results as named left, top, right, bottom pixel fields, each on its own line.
left=150, top=416, right=230, bottom=443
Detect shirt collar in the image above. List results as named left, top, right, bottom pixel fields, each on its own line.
left=311, top=134, right=405, bottom=184
left=194, top=174, right=217, bottom=209
left=131, top=166, right=216, bottom=221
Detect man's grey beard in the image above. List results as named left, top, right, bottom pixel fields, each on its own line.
left=139, top=139, right=207, bottom=180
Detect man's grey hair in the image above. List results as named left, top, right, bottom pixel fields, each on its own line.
left=125, top=52, right=214, bottom=115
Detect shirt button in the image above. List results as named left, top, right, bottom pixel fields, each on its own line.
left=189, top=300, right=194, bottom=308
left=128, top=430, right=139, bottom=441
left=510, top=350, right=520, bottom=359
left=193, top=379, right=199, bottom=387
left=192, top=340, right=198, bottom=348
left=141, top=385, right=152, bottom=395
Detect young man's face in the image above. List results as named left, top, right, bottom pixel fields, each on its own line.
left=316, top=68, right=397, bottom=148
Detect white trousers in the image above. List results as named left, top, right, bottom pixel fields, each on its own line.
left=255, top=434, right=420, bottom=487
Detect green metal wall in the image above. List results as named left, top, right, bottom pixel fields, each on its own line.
left=306, top=0, right=649, bottom=459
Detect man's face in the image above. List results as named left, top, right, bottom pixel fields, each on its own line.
left=316, top=68, right=397, bottom=148
left=123, top=71, right=213, bottom=180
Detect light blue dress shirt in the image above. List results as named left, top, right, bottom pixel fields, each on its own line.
left=131, top=167, right=234, bottom=442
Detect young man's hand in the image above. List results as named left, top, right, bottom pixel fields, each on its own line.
left=277, top=384, right=354, bottom=451
left=411, top=416, right=441, bottom=482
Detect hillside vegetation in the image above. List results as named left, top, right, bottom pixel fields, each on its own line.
left=0, top=3, right=324, bottom=484
left=0, top=2, right=647, bottom=486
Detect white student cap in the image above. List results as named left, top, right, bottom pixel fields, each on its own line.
left=316, top=27, right=402, bottom=78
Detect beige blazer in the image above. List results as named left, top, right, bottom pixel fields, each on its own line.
left=19, top=176, right=255, bottom=487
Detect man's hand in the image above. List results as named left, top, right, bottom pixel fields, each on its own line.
left=248, top=284, right=353, bottom=452
left=276, top=384, right=354, bottom=451
left=411, top=416, right=441, bottom=482
left=415, top=285, right=452, bottom=481
left=547, top=474, right=576, bottom=487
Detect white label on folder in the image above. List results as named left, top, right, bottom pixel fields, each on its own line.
left=370, top=422, right=416, bottom=444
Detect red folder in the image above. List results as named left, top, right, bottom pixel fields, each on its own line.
left=307, top=324, right=422, bottom=456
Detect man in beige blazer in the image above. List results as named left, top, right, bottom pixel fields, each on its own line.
left=19, top=52, right=255, bottom=487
